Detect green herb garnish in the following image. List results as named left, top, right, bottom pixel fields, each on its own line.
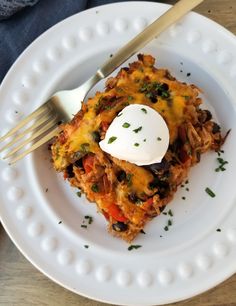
left=80, top=143, right=90, bottom=153
left=168, top=209, right=173, bottom=217
left=84, top=245, right=89, bottom=248
left=143, top=139, right=146, bottom=142
left=141, top=108, right=147, bottom=114
left=164, top=226, right=169, bottom=231
left=127, top=96, right=134, bottom=101
left=182, top=196, right=186, bottom=200
left=205, top=187, right=215, bottom=198
left=92, top=131, right=100, bottom=142
left=81, top=225, right=87, bottom=229
left=140, top=229, right=146, bottom=234
left=168, top=219, right=172, bottom=226
left=133, top=126, right=142, bottom=133
left=122, top=122, right=130, bottom=128
left=128, top=245, right=142, bottom=251
left=183, top=95, right=190, bottom=101
left=76, top=191, right=82, bottom=197
left=85, top=215, right=93, bottom=224
left=134, top=143, right=140, bottom=147
left=108, top=136, right=117, bottom=144
left=126, top=173, right=133, bottom=187
left=91, top=184, right=99, bottom=193
left=216, top=228, right=221, bottom=232
left=135, top=198, right=143, bottom=205
left=117, top=112, right=123, bottom=117
left=215, top=157, right=228, bottom=172
left=157, top=137, right=162, bottom=141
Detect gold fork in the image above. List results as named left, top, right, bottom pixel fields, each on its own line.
left=0, top=0, right=204, bottom=164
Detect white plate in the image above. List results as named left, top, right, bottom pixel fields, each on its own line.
left=0, top=2, right=236, bottom=305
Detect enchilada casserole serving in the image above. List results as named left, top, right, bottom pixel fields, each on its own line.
left=51, top=54, right=224, bottom=242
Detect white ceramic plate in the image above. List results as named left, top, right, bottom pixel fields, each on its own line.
left=0, top=2, right=236, bottom=305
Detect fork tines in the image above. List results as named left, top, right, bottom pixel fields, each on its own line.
left=0, top=103, right=59, bottom=164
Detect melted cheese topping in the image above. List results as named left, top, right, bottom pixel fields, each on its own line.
left=52, top=55, right=199, bottom=170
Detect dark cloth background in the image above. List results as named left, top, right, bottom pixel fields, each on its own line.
left=0, top=0, right=137, bottom=84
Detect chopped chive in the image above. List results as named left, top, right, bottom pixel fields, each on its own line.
left=108, top=136, right=117, bottom=144
left=85, top=215, right=93, bottom=224
left=157, top=137, right=162, bottom=141
left=133, top=126, right=142, bottom=133
left=127, top=96, right=133, bottom=101
left=117, top=113, right=123, bottom=117
left=182, top=196, right=186, bottom=200
left=186, top=188, right=189, bottom=192
left=183, top=95, right=190, bottom=101
left=134, top=143, right=140, bottom=147
left=128, top=245, right=142, bottom=251
left=185, top=180, right=189, bottom=184
left=181, top=184, right=184, bottom=188
left=58, top=221, right=62, bottom=224
left=91, top=184, right=99, bottom=193
left=168, top=219, right=172, bottom=226
left=135, top=198, right=143, bottom=205
left=216, top=228, right=221, bottom=232
left=45, top=188, right=48, bottom=192
left=80, top=143, right=90, bottom=153
left=164, top=226, right=169, bottom=231
left=122, top=122, right=130, bottom=128
left=162, top=212, right=167, bottom=215
left=168, top=209, right=173, bottom=217
left=126, top=173, right=133, bottom=187
left=84, top=245, right=89, bottom=248
left=76, top=191, right=82, bottom=197
left=81, top=225, right=87, bottom=228
left=143, top=139, right=146, bottom=142
left=141, top=108, right=147, bottom=114
left=205, top=187, right=215, bottom=198
left=140, top=229, right=146, bottom=234
left=187, top=72, right=191, bottom=77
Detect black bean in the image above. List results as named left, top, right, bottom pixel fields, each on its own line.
left=117, top=170, right=126, bottom=182
left=92, top=131, right=101, bottom=142
left=159, top=205, right=166, bottom=212
left=198, top=110, right=212, bottom=123
left=74, top=159, right=83, bottom=168
left=150, top=96, right=157, bottom=103
left=212, top=122, right=221, bottom=134
left=149, top=177, right=160, bottom=190
left=66, top=164, right=74, bottom=178
left=161, top=83, right=169, bottom=91
left=204, top=110, right=212, bottom=121
left=128, top=193, right=138, bottom=203
left=112, top=222, right=128, bottom=232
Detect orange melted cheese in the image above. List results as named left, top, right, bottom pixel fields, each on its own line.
left=53, top=55, right=199, bottom=171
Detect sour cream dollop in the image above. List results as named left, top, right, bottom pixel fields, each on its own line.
left=99, top=104, right=169, bottom=166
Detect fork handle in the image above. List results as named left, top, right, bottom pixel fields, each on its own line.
left=97, top=0, right=204, bottom=79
